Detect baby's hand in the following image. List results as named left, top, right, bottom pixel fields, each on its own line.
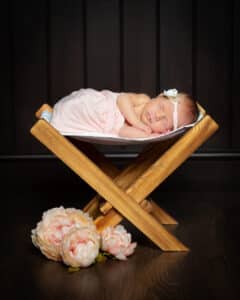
left=134, top=121, right=152, bottom=134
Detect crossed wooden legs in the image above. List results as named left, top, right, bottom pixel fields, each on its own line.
left=30, top=105, right=218, bottom=251
left=79, top=140, right=179, bottom=227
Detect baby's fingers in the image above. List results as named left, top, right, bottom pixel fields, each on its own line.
left=136, top=122, right=151, bottom=133
left=142, top=125, right=152, bottom=134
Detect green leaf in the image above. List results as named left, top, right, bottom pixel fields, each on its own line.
left=101, top=251, right=113, bottom=257
left=68, top=266, right=80, bottom=273
left=95, top=252, right=108, bottom=263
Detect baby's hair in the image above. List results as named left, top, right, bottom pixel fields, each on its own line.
left=179, top=93, right=199, bottom=123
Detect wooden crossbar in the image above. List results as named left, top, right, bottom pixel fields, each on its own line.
left=90, top=115, right=219, bottom=232
left=80, top=141, right=179, bottom=225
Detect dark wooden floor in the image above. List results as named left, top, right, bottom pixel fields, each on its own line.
left=1, top=156, right=240, bottom=300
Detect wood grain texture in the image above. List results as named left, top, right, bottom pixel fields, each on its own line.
left=150, top=199, right=179, bottom=225
left=79, top=142, right=178, bottom=224
left=35, top=103, right=52, bottom=119
left=98, top=140, right=177, bottom=215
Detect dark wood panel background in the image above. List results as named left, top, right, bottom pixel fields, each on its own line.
left=1, top=0, right=239, bottom=155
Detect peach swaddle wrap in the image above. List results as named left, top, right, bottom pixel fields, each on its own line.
left=50, top=88, right=125, bottom=135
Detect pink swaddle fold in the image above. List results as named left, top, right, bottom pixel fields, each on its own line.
left=50, top=88, right=125, bottom=135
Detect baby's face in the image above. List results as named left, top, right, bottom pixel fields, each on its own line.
left=140, top=96, right=174, bottom=133
left=140, top=95, right=192, bottom=134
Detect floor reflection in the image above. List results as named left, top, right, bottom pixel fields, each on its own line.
left=34, top=246, right=188, bottom=300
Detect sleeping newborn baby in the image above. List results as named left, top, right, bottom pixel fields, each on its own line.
left=50, top=88, right=199, bottom=138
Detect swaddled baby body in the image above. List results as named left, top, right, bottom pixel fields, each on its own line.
left=50, top=88, right=199, bottom=138
left=50, top=88, right=124, bottom=135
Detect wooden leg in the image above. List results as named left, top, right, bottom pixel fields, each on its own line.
left=149, top=199, right=178, bottom=225
left=94, top=115, right=218, bottom=231
left=31, top=119, right=189, bottom=251
left=78, top=141, right=178, bottom=225
left=124, top=115, right=219, bottom=202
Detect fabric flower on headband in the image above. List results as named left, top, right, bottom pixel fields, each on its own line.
left=163, top=88, right=179, bottom=130
left=163, top=88, right=178, bottom=98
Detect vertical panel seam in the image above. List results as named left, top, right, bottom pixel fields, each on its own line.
left=156, top=0, right=160, bottom=94
left=83, top=0, right=87, bottom=88
left=119, top=0, right=124, bottom=91
left=192, top=0, right=197, bottom=99
left=46, top=0, right=51, bottom=103
left=230, top=0, right=235, bottom=148
left=8, top=0, right=16, bottom=153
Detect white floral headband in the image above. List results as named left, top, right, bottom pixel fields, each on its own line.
left=163, top=88, right=179, bottom=130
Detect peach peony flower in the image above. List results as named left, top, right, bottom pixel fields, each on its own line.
left=100, top=225, right=137, bottom=260
left=61, top=226, right=100, bottom=267
left=31, top=206, right=95, bottom=261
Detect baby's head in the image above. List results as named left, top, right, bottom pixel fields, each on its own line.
left=140, top=89, right=199, bottom=134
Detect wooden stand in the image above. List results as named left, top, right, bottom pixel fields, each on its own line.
left=30, top=103, right=218, bottom=251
